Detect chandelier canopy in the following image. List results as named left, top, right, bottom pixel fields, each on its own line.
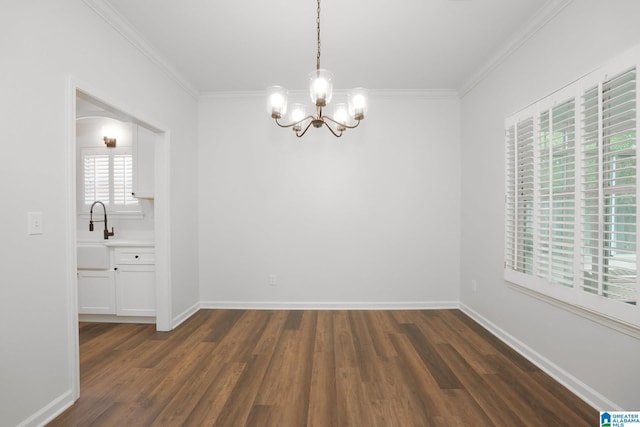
left=266, top=0, right=368, bottom=138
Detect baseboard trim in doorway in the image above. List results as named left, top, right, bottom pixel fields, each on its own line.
left=173, top=302, right=201, bottom=329
left=78, top=314, right=155, bottom=324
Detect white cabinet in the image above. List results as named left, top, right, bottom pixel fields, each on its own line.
left=77, top=244, right=155, bottom=320
left=114, top=247, right=156, bottom=317
left=78, top=270, right=116, bottom=314
left=132, top=124, right=155, bottom=199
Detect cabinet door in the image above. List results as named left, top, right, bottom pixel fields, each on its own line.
left=115, top=265, right=156, bottom=317
left=132, top=124, right=155, bottom=199
left=78, top=270, right=116, bottom=314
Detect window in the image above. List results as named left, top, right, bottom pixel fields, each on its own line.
left=505, top=46, right=640, bottom=328
left=81, top=147, right=138, bottom=211
left=537, top=98, right=576, bottom=288
left=581, top=69, right=637, bottom=304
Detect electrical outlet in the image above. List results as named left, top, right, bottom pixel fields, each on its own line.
left=27, top=212, right=44, bottom=235
left=269, top=274, right=277, bottom=286
left=471, top=279, right=478, bottom=292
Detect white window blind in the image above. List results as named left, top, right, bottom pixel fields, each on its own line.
left=505, top=117, right=535, bottom=274
left=536, top=99, right=576, bottom=288
left=504, top=46, right=640, bottom=328
left=82, top=148, right=138, bottom=210
left=581, top=67, right=637, bottom=304
left=83, top=153, right=110, bottom=205
left=113, top=153, right=136, bottom=207
left=505, top=125, right=517, bottom=271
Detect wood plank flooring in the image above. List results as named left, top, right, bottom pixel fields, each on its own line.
left=49, top=309, right=597, bottom=426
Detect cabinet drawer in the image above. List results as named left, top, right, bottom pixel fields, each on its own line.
left=115, top=248, right=155, bottom=265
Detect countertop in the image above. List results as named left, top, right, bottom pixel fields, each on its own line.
left=78, top=240, right=155, bottom=247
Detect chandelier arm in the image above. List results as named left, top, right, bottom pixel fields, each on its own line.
left=322, top=115, right=361, bottom=130
left=275, top=115, right=315, bottom=129
left=296, top=120, right=315, bottom=138
left=323, top=121, right=344, bottom=138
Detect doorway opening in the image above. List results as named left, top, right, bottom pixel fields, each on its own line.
left=76, top=92, right=157, bottom=324
left=66, top=79, right=172, bottom=401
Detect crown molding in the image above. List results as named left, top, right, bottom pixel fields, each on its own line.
left=200, top=91, right=265, bottom=100
left=370, top=89, right=460, bottom=100
left=458, top=0, right=573, bottom=97
left=82, top=0, right=199, bottom=99
left=200, top=89, right=460, bottom=101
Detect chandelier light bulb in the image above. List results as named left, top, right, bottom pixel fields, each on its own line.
left=290, top=104, right=307, bottom=132
left=352, top=95, right=365, bottom=109
left=352, top=95, right=365, bottom=116
left=333, top=103, right=348, bottom=126
left=313, top=79, right=328, bottom=98
left=266, top=86, right=288, bottom=118
left=348, top=88, right=369, bottom=120
left=270, top=93, right=285, bottom=114
left=271, top=93, right=284, bottom=108
left=309, top=69, right=333, bottom=107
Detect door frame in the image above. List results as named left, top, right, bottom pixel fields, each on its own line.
left=65, top=75, right=173, bottom=400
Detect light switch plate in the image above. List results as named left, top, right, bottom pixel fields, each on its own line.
left=27, top=211, right=44, bottom=235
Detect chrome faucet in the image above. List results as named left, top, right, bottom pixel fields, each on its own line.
left=89, top=201, right=115, bottom=240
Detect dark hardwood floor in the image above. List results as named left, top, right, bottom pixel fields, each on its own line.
left=49, top=309, right=597, bottom=426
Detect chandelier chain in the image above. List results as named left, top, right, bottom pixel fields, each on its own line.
left=316, top=0, right=321, bottom=70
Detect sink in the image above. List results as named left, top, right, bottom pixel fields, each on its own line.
left=77, top=244, right=110, bottom=269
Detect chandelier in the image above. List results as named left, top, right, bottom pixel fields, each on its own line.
left=266, top=0, right=368, bottom=138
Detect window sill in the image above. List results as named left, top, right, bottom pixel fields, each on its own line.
left=78, top=211, right=145, bottom=220
left=506, top=280, right=640, bottom=341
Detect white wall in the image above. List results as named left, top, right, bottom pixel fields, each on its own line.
left=460, top=0, right=640, bottom=410
left=0, top=1, right=199, bottom=425
left=198, top=92, right=461, bottom=307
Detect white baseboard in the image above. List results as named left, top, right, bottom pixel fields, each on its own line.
left=78, top=314, right=155, bottom=324
left=17, top=389, right=75, bottom=427
left=199, top=300, right=460, bottom=310
left=459, top=303, right=620, bottom=411
left=172, top=301, right=201, bottom=329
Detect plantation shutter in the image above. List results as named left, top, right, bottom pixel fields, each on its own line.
left=505, top=125, right=517, bottom=270
left=82, top=148, right=138, bottom=209
left=505, top=117, right=535, bottom=275
left=517, top=117, right=535, bottom=274
left=580, top=67, right=637, bottom=304
left=84, top=153, right=110, bottom=205
left=113, top=152, right=137, bottom=207
left=536, top=99, right=576, bottom=288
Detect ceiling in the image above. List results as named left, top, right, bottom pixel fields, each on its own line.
left=102, top=0, right=552, bottom=94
